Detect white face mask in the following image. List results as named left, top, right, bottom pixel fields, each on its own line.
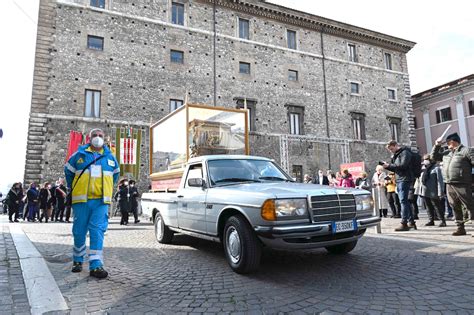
left=124, top=181, right=129, bottom=186
left=91, top=136, right=104, bottom=148
left=423, top=160, right=431, bottom=166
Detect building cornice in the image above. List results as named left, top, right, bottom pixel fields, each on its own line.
left=412, top=80, right=474, bottom=106
left=198, top=0, right=415, bottom=53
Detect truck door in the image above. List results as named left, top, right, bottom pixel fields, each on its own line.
left=177, top=163, right=208, bottom=233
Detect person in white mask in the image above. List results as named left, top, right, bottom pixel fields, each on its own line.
left=64, top=128, right=120, bottom=279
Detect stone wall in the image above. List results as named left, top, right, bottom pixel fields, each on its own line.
left=25, top=0, right=415, bottom=188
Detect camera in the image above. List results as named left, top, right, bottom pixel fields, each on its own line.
left=378, top=161, right=385, bottom=166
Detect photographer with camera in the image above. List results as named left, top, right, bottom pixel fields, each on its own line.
left=381, top=140, right=416, bottom=231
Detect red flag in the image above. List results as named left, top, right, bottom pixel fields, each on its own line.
left=65, top=131, right=83, bottom=161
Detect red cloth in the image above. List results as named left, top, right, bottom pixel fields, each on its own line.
left=65, top=131, right=83, bottom=162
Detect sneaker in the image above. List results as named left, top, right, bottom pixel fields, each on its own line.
left=424, top=221, right=435, bottom=226
left=438, top=221, right=447, bottom=227
left=71, top=262, right=82, bottom=273
left=90, top=267, right=108, bottom=279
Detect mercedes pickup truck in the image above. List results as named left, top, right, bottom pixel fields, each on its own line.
left=141, top=155, right=380, bottom=274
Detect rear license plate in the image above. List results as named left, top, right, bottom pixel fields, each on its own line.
left=332, top=220, right=357, bottom=233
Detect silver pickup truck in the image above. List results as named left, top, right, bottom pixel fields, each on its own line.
left=141, top=155, right=380, bottom=273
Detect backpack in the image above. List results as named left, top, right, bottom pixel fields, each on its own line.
left=410, top=148, right=422, bottom=179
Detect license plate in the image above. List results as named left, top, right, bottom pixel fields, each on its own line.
left=332, top=220, right=357, bottom=233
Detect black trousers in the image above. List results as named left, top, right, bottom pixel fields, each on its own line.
left=386, top=192, right=401, bottom=216
left=120, top=209, right=129, bottom=224
left=8, top=206, right=19, bottom=221
left=55, top=205, right=65, bottom=221
left=65, top=206, right=71, bottom=221
left=447, top=183, right=474, bottom=225
left=424, top=197, right=445, bottom=222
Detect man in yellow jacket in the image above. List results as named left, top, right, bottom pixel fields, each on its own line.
left=65, top=128, right=119, bottom=279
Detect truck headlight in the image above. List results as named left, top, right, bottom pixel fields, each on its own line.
left=261, top=199, right=308, bottom=221
left=355, top=194, right=373, bottom=211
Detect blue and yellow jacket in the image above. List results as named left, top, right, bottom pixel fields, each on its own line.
left=64, top=144, right=120, bottom=205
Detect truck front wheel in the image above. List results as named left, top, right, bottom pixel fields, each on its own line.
left=223, top=215, right=261, bottom=274
left=325, top=240, right=358, bottom=254
left=154, top=212, right=174, bottom=244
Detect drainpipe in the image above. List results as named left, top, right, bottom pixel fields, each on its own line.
left=212, top=0, right=217, bottom=106
left=320, top=27, right=331, bottom=169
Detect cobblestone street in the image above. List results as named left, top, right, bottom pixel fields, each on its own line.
left=1, top=213, right=474, bottom=314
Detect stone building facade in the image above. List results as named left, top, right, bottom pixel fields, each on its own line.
left=25, top=0, right=416, bottom=186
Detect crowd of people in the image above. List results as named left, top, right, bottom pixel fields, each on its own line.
left=2, top=179, right=71, bottom=223
left=303, top=133, right=473, bottom=236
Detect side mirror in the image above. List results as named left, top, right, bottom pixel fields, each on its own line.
left=188, top=178, right=206, bottom=188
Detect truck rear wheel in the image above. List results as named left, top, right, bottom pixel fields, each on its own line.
left=154, top=212, right=173, bottom=244
left=223, top=215, right=261, bottom=274
left=325, top=240, right=358, bottom=254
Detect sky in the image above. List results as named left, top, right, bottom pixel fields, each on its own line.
left=0, top=0, right=473, bottom=194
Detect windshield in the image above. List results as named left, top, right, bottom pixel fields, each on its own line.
left=207, top=159, right=291, bottom=186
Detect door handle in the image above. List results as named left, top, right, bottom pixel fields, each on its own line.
left=177, top=195, right=184, bottom=198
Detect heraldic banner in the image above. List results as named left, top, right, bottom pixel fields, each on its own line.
left=115, top=127, right=142, bottom=179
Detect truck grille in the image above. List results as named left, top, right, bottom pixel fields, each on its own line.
left=310, top=194, right=356, bottom=222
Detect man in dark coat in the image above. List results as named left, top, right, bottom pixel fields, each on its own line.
left=129, top=180, right=140, bottom=224
left=117, top=179, right=132, bottom=225
left=312, top=170, right=330, bottom=185
left=431, top=132, right=474, bottom=236
left=383, top=140, right=415, bottom=231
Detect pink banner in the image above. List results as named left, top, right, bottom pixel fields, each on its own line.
left=340, top=162, right=365, bottom=178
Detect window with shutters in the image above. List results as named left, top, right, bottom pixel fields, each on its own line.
left=435, top=107, right=452, bottom=123
left=348, top=44, right=357, bottom=62
left=171, top=2, right=184, bottom=25
left=384, top=52, right=393, bottom=70
left=387, top=117, right=401, bottom=142
left=350, top=112, right=366, bottom=140
left=469, top=100, right=474, bottom=116
left=84, top=89, right=101, bottom=118
left=238, top=18, right=249, bottom=40
left=286, top=105, right=304, bottom=135
left=287, top=30, right=297, bottom=50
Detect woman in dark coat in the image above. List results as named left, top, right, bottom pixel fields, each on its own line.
left=6, top=183, right=22, bottom=222
left=419, top=154, right=446, bottom=227
left=39, top=182, right=51, bottom=223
